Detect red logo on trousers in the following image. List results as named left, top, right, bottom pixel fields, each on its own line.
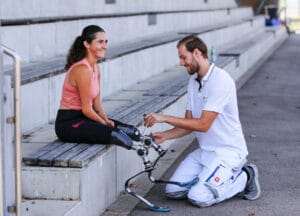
left=214, top=177, right=220, bottom=182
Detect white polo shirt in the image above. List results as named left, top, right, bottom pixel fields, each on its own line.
left=186, top=63, right=248, bottom=162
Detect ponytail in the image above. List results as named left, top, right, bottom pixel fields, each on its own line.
left=65, top=36, right=86, bottom=70
left=65, top=25, right=105, bottom=70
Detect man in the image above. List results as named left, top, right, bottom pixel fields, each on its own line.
left=144, top=35, right=261, bottom=207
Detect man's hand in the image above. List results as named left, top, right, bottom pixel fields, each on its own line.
left=144, top=112, right=165, bottom=127
left=151, top=132, right=167, bottom=144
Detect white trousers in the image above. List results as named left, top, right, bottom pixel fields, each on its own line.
left=165, top=148, right=247, bottom=207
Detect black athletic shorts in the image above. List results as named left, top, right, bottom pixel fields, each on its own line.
left=55, top=109, right=113, bottom=144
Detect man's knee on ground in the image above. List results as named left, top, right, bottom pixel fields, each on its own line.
left=165, top=184, right=188, bottom=199
left=165, top=190, right=188, bottom=199
left=187, top=186, right=216, bottom=207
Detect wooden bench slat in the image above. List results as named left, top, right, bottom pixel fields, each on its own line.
left=38, top=143, right=77, bottom=166
left=53, top=144, right=90, bottom=167
left=111, top=96, right=156, bottom=120
left=109, top=100, right=144, bottom=120
left=69, top=145, right=106, bottom=168
left=108, top=76, right=187, bottom=121
left=142, top=78, right=187, bottom=96
left=120, top=95, right=177, bottom=126
left=168, top=85, right=188, bottom=97
left=118, top=97, right=161, bottom=124
left=161, top=83, right=187, bottom=96
left=22, top=140, right=64, bottom=166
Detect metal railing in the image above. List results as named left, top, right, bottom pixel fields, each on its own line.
left=2, top=45, right=22, bottom=216
left=0, top=46, right=4, bottom=216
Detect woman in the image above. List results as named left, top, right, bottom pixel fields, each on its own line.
left=55, top=25, right=138, bottom=149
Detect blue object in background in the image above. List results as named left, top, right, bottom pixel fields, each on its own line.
left=265, top=18, right=281, bottom=26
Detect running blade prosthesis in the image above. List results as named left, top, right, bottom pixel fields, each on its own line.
left=124, top=134, right=199, bottom=212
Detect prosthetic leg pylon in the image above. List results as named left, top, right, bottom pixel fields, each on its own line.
left=112, top=123, right=199, bottom=212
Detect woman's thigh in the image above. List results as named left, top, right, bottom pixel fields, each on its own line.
left=72, top=119, right=113, bottom=144
left=55, top=110, right=112, bottom=144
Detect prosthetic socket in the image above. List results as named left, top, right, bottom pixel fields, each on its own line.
left=110, top=121, right=141, bottom=150
left=110, top=121, right=165, bottom=168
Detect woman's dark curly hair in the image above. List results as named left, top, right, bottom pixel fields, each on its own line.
left=65, top=25, right=105, bottom=70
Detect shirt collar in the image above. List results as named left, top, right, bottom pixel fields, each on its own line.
left=195, top=63, right=215, bottom=83
left=202, top=63, right=215, bottom=82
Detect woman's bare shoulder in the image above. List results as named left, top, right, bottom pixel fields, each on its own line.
left=70, top=64, right=90, bottom=77
left=69, top=64, right=91, bottom=86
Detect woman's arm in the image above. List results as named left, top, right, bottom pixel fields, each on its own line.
left=92, top=68, right=114, bottom=127
left=71, top=64, right=107, bottom=124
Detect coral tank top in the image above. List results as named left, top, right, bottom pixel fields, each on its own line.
left=60, top=58, right=100, bottom=110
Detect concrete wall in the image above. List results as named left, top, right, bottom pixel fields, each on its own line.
left=0, top=0, right=237, bottom=19
left=1, top=7, right=253, bottom=66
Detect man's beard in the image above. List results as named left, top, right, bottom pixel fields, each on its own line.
left=187, top=57, right=199, bottom=75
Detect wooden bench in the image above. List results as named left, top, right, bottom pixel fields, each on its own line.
left=23, top=140, right=106, bottom=168
left=21, top=56, right=231, bottom=168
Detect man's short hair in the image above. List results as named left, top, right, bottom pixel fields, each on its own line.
left=177, top=35, right=208, bottom=59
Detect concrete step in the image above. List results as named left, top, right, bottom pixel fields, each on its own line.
left=22, top=199, right=81, bottom=216
left=1, top=7, right=253, bottom=66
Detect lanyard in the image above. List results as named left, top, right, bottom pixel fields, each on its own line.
left=195, top=64, right=216, bottom=93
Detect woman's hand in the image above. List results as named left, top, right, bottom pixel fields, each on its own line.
left=105, top=119, right=115, bottom=128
